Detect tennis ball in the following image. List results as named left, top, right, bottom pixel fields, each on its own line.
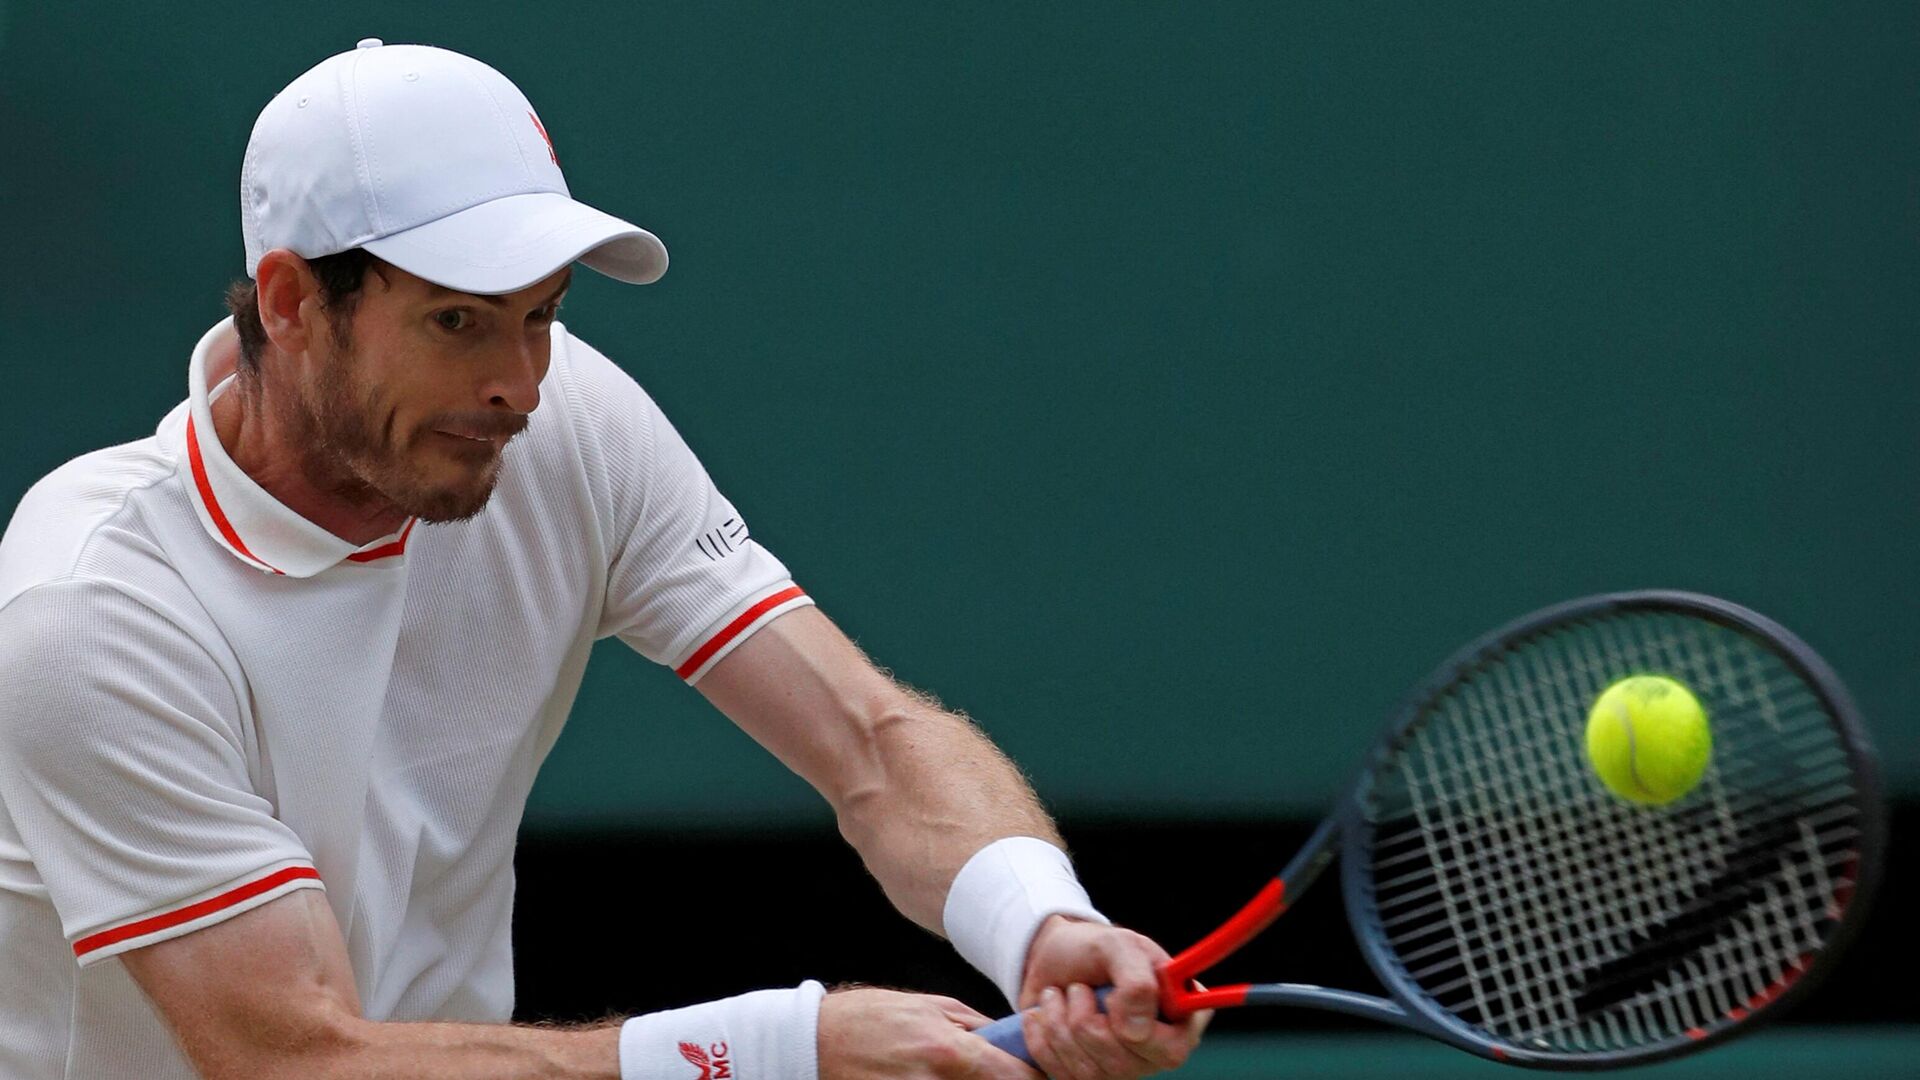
left=1584, top=675, right=1712, bottom=806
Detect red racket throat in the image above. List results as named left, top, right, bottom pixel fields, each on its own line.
left=1157, top=879, right=1288, bottom=1018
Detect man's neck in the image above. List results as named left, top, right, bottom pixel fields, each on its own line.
left=206, top=336, right=409, bottom=547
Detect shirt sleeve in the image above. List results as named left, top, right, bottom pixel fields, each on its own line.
left=0, top=579, right=322, bottom=966
left=563, top=333, right=814, bottom=684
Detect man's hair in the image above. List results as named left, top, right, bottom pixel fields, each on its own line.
left=223, top=249, right=387, bottom=377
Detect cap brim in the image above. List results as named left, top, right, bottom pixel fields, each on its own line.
left=362, top=190, right=667, bottom=294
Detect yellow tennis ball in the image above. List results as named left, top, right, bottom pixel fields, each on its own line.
left=1584, top=675, right=1712, bottom=805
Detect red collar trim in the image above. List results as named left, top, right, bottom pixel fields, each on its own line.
left=185, top=414, right=416, bottom=571
left=346, top=518, right=418, bottom=562
left=186, top=414, right=285, bottom=576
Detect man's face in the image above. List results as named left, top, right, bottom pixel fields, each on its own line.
left=287, top=262, right=569, bottom=524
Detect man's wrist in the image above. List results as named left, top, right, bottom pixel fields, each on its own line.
left=941, top=835, right=1109, bottom=1007
left=619, top=981, right=826, bottom=1080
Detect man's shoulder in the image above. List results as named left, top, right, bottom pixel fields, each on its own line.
left=532, top=320, right=663, bottom=461
left=0, top=434, right=183, bottom=611
left=548, top=321, right=652, bottom=406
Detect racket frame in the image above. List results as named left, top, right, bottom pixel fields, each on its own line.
left=1163, top=590, right=1887, bottom=1069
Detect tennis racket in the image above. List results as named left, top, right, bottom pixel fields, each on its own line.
left=974, top=590, right=1885, bottom=1069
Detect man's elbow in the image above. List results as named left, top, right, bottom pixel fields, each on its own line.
left=829, top=705, right=917, bottom=824
left=182, top=1005, right=370, bottom=1080
left=830, top=704, right=993, bottom=837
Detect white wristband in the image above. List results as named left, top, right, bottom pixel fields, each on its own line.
left=620, top=981, right=826, bottom=1080
left=942, top=836, right=1109, bottom=1007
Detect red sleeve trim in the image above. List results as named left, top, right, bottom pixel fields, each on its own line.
left=674, top=585, right=808, bottom=680
left=72, top=865, right=322, bottom=958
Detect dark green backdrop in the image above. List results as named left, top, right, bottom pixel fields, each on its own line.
left=2, top=2, right=1913, bottom=829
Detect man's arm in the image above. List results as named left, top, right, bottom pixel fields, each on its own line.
left=120, top=889, right=621, bottom=1080
left=121, top=871, right=1031, bottom=1080
left=694, top=604, right=1055, bottom=931
left=695, top=606, right=1203, bottom=1080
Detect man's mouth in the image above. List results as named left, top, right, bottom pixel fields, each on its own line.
left=434, top=429, right=507, bottom=445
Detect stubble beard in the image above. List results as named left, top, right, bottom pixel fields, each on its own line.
left=288, top=334, right=513, bottom=526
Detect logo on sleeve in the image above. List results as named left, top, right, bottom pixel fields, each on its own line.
left=679, top=1041, right=732, bottom=1080
left=696, top=517, right=750, bottom=561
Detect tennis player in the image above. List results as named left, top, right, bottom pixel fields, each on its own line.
left=0, top=38, right=1204, bottom=1080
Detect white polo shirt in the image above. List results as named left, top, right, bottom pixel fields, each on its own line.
left=0, top=318, right=814, bottom=1079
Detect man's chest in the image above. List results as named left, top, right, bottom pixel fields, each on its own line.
left=211, top=522, right=606, bottom=915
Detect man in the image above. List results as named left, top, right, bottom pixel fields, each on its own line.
left=0, top=38, right=1206, bottom=1080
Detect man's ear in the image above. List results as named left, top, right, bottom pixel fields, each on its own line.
left=254, top=249, right=324, bottom=357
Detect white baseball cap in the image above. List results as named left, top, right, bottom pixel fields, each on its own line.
left=240, top=37, right=667, bottom=294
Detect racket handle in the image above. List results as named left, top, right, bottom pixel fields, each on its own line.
left=973, top=987, right=1113, bottom=1066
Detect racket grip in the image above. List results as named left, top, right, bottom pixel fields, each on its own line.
left=973, top=987, right=1113, bottom=1066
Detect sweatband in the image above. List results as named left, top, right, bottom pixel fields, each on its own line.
left=620, top=981, right=826, bottom=1080
left=942, top=835, right=1110, bottom=1007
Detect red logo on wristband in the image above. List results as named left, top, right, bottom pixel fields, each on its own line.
left=680, top=1041, right=732, bottom=1080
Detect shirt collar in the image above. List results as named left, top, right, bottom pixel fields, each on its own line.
left=176, top=318, right=417, bottom=578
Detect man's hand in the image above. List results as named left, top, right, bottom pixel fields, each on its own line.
left=819, top=987, right=1039, bottom=1080
left=1016, top=916, right=1209, bottom=1080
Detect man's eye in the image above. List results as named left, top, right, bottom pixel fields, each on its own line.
left=434, top=309, right=472, bottom=331
left=530, top=303, right=559, bottom=324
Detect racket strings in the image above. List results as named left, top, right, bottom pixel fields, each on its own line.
left=1361, top=611, right=1864, bottom=1054
left=1371, top=812, right=1857, bottom=948
left=1370, top=786, right=1861, bottom=921
left=1495, top=619, right=1843, bottom=1045
left=1383, top=814, right=1856, bottom=1007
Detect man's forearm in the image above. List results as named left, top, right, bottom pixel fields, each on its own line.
left=182, top=1016, right=620, bottom=1080
left=833, top=687, right=1063, bottom=934
left=690, top=607, right=1075, bottom=935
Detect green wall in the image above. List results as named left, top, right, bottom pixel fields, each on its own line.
left=2, top=2, right=1912, bottom=828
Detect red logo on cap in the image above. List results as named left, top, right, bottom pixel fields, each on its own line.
left=529, top=111, right=558, bottom=166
